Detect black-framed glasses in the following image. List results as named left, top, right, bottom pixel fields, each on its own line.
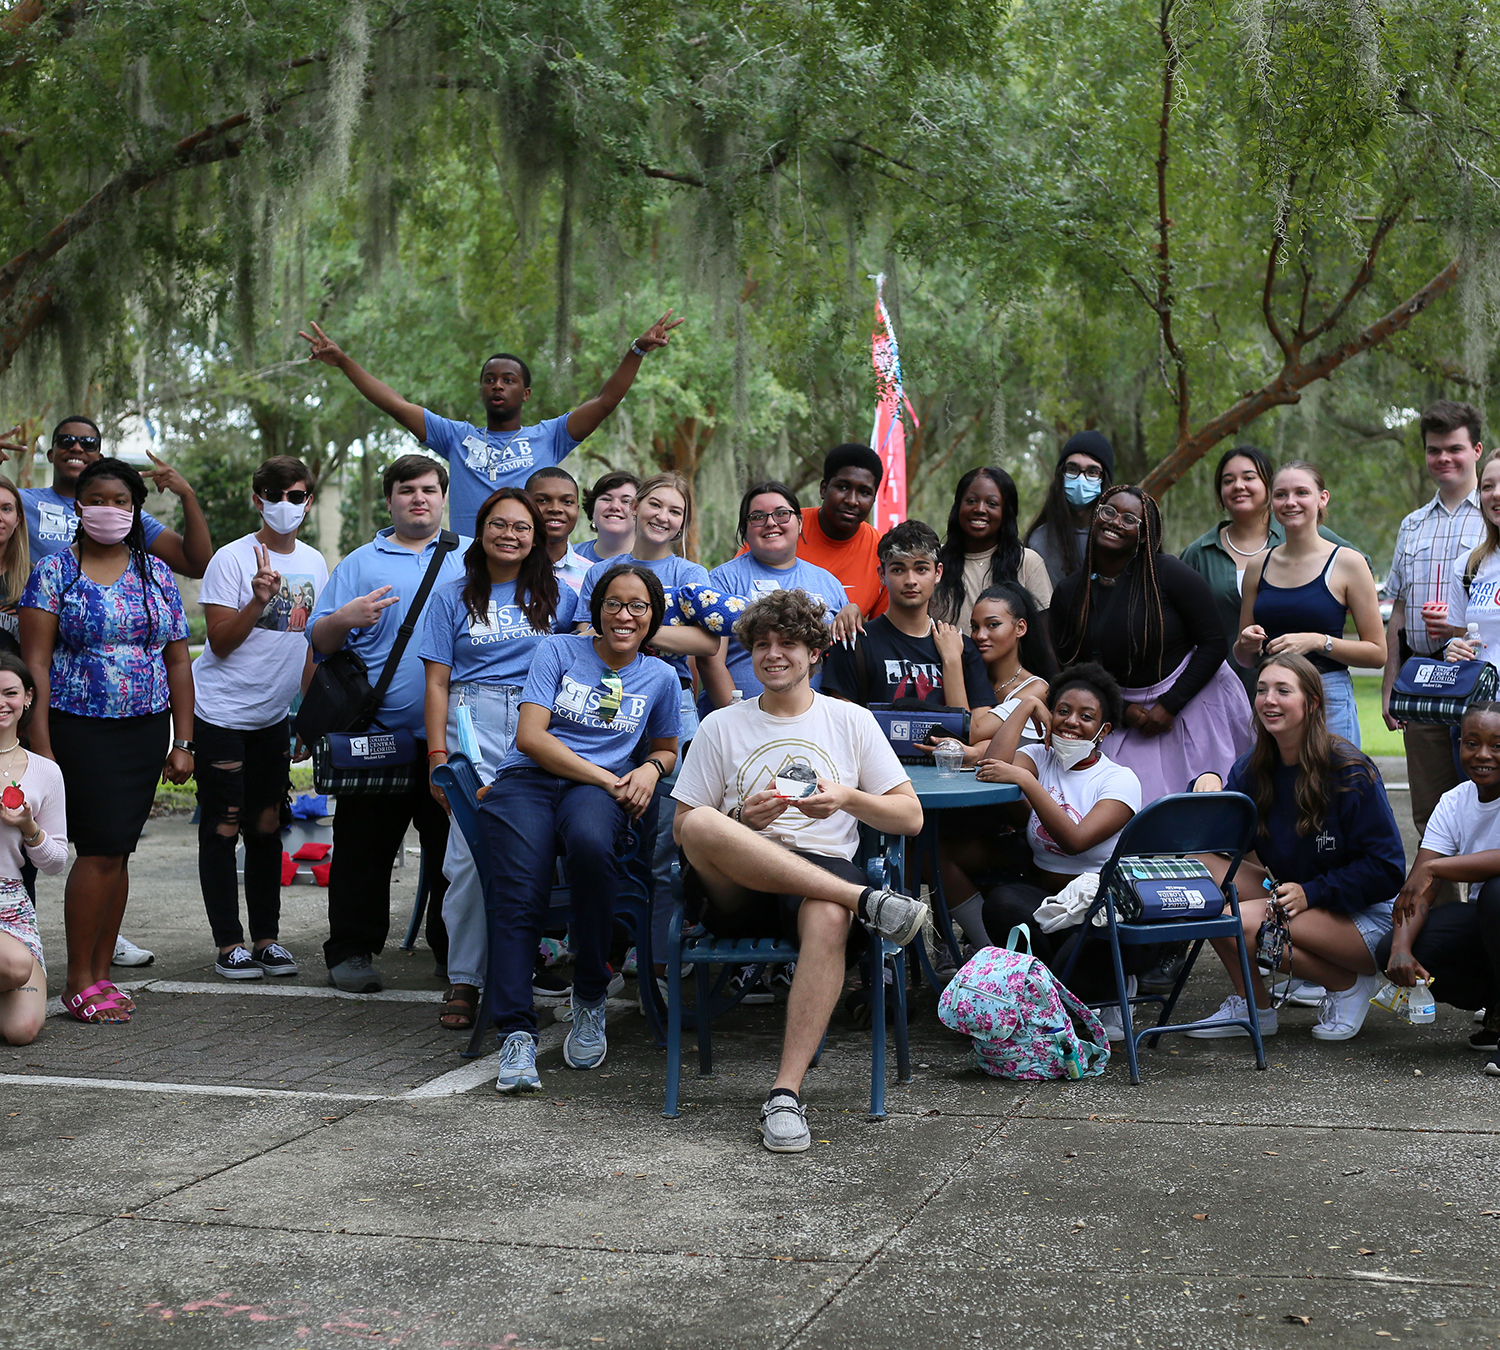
left=1063, top=465, right=1104, bottom=482
left=52, top=433, right=100, bottom=451
left=1096, top=502, right=1142, bottom=528
left=261, top=488, right=310, bottom=505
left=601, top=597, right=651, bottom=616
left=747, top=507, right=797, bottom=526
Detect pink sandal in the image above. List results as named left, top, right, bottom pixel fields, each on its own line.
left=64, top=980, right=131, bottom=1024
left=99, top=980, right=136, bottom=1013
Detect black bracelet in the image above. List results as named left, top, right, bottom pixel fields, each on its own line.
left=730, top=804, right=742, bottom=824
left=645, top=756, right=668, bottom=779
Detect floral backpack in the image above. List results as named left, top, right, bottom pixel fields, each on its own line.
left=937, top=926, right=1110, bottom=1080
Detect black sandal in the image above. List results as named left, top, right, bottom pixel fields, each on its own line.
left=439, top=984, right=479, bottom=1031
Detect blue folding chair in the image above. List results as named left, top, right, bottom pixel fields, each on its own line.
left=1058, top=791, right=1266, bottom=1084
left=432, top=756, right=651, bottom=1058
left=662, top=830, right=913, bottom=1121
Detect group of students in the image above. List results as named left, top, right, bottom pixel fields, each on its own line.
left=1, top=321, right=1497, bottom=1157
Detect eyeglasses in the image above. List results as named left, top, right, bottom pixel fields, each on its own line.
left=601, top=597, right=651, bottom=616
left=1063, top=465, right=1104, bottom=482
left=485, top=520, right=534, bottom=537
left=52, top=434, right=100, bottom=451
left=1096, top=502, right=1143, bottom=529
left=261, top=489, right=310, bottom=505
left=747, top=507, right=797, bottom=526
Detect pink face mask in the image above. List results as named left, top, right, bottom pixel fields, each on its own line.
left=77, top=504, right=134, bottom=546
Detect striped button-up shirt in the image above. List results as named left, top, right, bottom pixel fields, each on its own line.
left=1385, top=490, right=1483, bottom=655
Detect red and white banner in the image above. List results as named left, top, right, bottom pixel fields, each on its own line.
left=868, top=271, right=917, bottom=533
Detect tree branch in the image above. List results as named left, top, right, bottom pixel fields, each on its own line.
left=639, top=164, right=706, bottom=188
left=1153, top=0, right=1188, bottom=434
left=1142, top=257, right=1462, bottom=497
left=1301, top=197, right=1409, bottom=345
left=1262, top=197, right=1292, bottom=360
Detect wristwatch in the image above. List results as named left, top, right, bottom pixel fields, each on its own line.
left=1323, top=635, right=1334, bottom=654
left=644, top=757, right=669, bottom=779
left=172, top=739, right=195, bottom=753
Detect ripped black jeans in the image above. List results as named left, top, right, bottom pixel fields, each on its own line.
left=195, top=715, right=292, bottom=948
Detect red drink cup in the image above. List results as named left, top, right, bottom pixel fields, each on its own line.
left=1421, top=601, right=1449, bottom=642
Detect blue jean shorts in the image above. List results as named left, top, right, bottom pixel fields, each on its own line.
left=1350, top=897, right=1395, bottom=964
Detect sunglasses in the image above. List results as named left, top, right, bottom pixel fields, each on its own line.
left=597, top=672, right=625, bottom=724
left=52, top=434, right=100, bottom=451
left=260, top=489, right=311, bottom=505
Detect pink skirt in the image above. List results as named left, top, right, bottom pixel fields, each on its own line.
left=1102, top=652, right=1254, bottom=805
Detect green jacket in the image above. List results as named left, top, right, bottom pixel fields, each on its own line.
left=1179, top=520, right=1367, bottom=690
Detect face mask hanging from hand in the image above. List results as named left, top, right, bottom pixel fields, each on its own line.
left=1050, top=732, right=1100, bottom=770
left=1063, top=474, right=1103, bottom=508
left=260, top=497, right=309, bottom=534
left=77, top=504, right=134, bottom=546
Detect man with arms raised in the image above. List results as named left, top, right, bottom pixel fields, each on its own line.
left=672, top=588, right=926, bottom=1153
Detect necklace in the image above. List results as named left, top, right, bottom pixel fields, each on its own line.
left=993, top=666, right=1028, bottom=698
left=1222, top=524, right=1271, bottom=558
left=0, top=740, right=19, bottom=754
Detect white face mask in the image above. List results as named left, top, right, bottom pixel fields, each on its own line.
left=1050, top=731, right=1099, bottom=770
left=260, top=498, right=308, bottom=534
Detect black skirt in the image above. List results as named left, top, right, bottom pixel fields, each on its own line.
left=49, top=708, right=171, bottom=856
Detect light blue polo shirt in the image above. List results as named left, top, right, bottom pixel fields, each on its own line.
left=309, top=527, right=471, bottom=735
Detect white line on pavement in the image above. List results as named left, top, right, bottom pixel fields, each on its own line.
left=0, top=1073, right=384, bottom=1102
left=44, top=979, right=441, bottom=1018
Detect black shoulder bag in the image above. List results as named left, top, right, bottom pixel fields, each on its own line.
left=302, top=530, right=460, bottom=795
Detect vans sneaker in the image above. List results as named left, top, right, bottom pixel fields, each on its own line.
left=1184, top=994, right=1277, bottom=1039
left=215, top=946, right=264, bottom=980
left=1312, top=973, right=1379, bottom=1041
left=253, top=943, right=299, bottom=976
left=729, top=965, right=774, bottom=1005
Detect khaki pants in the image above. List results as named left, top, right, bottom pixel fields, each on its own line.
left=1404, top=720, right=1461, bottom=907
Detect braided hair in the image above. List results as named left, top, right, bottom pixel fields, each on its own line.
left=1056, top=484, right=1169, bottom=682
left=59, top=458, right=166, bottom=648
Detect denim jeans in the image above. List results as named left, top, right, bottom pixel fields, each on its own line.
left=1320, top=668, right=1360, bottom=748
left=649, top=685, right=699, bottom=958
left=480, top=767, right=629, bottom=1036
left=194, top=715, right=292, bottom=948
left=440, top=682, right=521, bottom=988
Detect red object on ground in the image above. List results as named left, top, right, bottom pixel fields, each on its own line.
left=310, top=861, right=332, bottom=888
left=280, top=852, right=298, bottom=887
left=1, top=783, right=23, bottom=810
left=291, top=842, right=332, bottom=862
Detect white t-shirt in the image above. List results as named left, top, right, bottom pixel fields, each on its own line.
left=1421, top=779, right=1500, bottom=901
left=1449, top=547, right=1500, bottom=671
left=194, top=533, right=330, bottom=730
left=1022, top=743, right=1142, bottom=875
left=995, top=675, right=1048, bottom=746
left=672, top=692, right=909, bottom=861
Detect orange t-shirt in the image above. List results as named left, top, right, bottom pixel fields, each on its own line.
left=797, top=507, right=887, bottom=618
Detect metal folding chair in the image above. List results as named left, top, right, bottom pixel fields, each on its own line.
left=1059, top=790, right=1266, bottom=1084
left=662, top=830, right=913, bottom=1121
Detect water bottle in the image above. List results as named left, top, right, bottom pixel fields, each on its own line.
left=730, top=690, right=744, bottom=703
left=1369, top=979, right=1410, bottom=1017
left=1467, top=622, right=1484, bottom=655
left=1408, top=978, right=1436, bottom=1025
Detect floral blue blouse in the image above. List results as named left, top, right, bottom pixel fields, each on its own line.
left=22, top=550, right=189, bottom=718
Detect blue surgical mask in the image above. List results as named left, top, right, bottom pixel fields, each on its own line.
left=1064, top=474, right=1103, bottom=508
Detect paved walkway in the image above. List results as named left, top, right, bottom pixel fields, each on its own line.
left=4, top=773, right=1497, bottom=1349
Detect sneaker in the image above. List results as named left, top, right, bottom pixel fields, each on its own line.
left=1311, top=973, right=1379, bottom=1041
left=1486, top=1052, right=1500, bottom=1078
left=537, top=936, right=569, bottom=968
left=1093, top=977, right=1138, bottom=1043
left=495, top=1030, right=541, bottom=1093
left=1470, top=1013, right=1500, bottom=1051
left=1185, top=994, right=1278, bottom=1039
left=1478, top=1007, right=1489, bottom=1024
left=327, top=955, right=382, bottom=993
left=1270, top=976, right=1326, bottom=1007
left=768, top=961, right=797, bottom=997
left=533, top=968, right=573, bottom=1006
left=214, top=946, right=264, bottom=980
left=862, top=890, right=930, bottom=946
left=621, top=946, right=638, bottom=976
left=112, top=935, right=155, bottom=967
left=729, top=965, right=774, bottom=1005
left=759, top=1091, right=811, bottom=1153
left=606, top=968, right=625, bottom=999
left=253, top=943, right=299, bottom=977
left=562, top=995, right=608, bottom=1070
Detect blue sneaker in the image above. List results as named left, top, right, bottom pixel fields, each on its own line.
left=494, top=1031, right=541, bottom=1094
left=562, top=995, right=608, bottom=1069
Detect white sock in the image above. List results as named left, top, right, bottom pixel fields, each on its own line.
left=949, top=894, right=992, bottom=948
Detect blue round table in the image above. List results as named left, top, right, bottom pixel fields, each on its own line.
left=903, top=765, right=1023, bottom=983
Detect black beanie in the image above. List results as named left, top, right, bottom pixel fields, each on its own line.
left=1058, top=430, right=1115, bottom=480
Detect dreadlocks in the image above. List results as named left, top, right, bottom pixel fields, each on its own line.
left=1057, top=484, right=1169, bottom=681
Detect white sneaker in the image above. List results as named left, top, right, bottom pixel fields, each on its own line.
left=1091, top=976, right=1138, bottom=1043
left=112, top=935, right=155, bottom=967
left=1312, top=973, right=1379, bottom=1041
left=1185, top=993, right=1278, bottom=1039
left=1270, top=976, right=1326, bottom=1007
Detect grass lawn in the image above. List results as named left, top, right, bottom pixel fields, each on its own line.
left=1353, top=672, right=1404, bottom=758
left=154, top=760, right=316, bottom=814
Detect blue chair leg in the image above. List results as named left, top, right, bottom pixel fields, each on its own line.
left=663, top=931, right=685, bottom=1118
left=891, top=949, right=912, bottom=1085
left=461, top=998, right=492, bottom=1059
left=695, top=962, right=715, bottom=1078
left=868, top=943, right=887, bottom=1121
left=1107, top=928, right=1140, bottom=1085
left=401, top=851, right=428, bottom=950
left=1233, top=921, right=1268, bottom=1071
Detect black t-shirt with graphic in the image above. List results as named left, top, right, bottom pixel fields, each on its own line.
left=820, top=614, right=994, bottom=709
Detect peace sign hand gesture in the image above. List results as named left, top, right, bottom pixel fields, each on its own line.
left=0, top=424, right=30, bottom=464
left=632, top=309, right=685, bottom=354
left=145, top=449, right=194, bottom=499
left=298, top=321, right=345, bottom=367
left=251, top=543, right=282, bottom=606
